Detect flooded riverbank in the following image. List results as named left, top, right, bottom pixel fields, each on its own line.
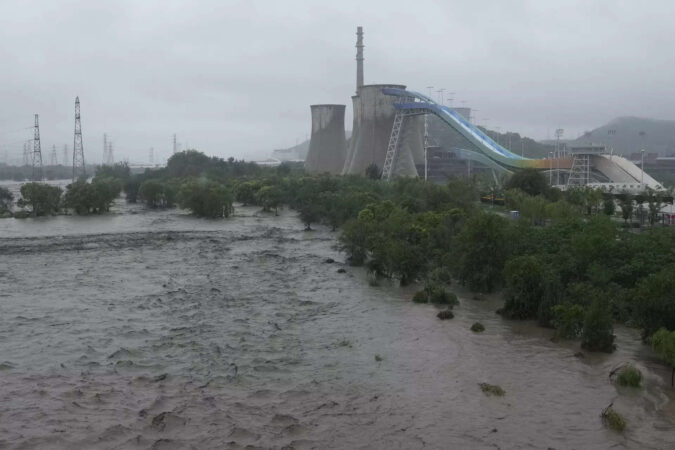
left=1, top=205, right=673, bottom=449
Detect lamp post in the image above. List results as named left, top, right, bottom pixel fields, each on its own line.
left=641, top=148, right=645, bottom=187
left=549, top=152, right=553, bottom=185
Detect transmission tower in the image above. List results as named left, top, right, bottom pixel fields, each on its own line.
left=23, top=141, right=30, bottom=166
left=32, top=114, right=43, bottom=181
left=50, top=145, right=58, bottom=166
left=103, top=133, right=108, bottom=164
left=72, top=96, right=86, bottom=180
left=173, top=134, right=177, bottom=154
left=107, top=140, right=114, bottom=164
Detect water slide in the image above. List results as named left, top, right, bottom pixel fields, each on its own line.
left=383, top=87, right=663, bottom=189
left=382, top=87, right=570, bottom=171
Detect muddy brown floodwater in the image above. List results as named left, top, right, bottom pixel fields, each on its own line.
left=0, top=193, right=674, bottom=449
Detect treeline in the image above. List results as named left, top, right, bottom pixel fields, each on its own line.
left=0, top=163, right=97, bottom=181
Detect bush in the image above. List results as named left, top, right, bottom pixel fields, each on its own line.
left=581, top=297, right=616, bottom=353
left=479, top=383, right=504, bottom=396
left=633, top=266, right=675, bottom=339
left=471, top=322, right=485, bottom=333
left=650, top=328, right=675, bottom=386
left=0, top=186, right=13, bottom=215
left=426, top=284, right=459, bottom=306
left=552, top=303, right=585, bottom=339
left=412, top=290, right=428, bottom=303
left=616, top=365, right=642, bottom=387
left=64, top=178, right=120, bottom=214
left=139, top=179, right=167, bottom=208
left=437, top=310, right=454, bottom=320
left=601, top=405, right=626, bottom=432
left=178, top=179, right=234, bottom=218
left=16, top=182, right=62, bottom=216
left=501, top=255, right=546, bottom=319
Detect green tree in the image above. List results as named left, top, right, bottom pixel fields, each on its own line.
left=651, top=328, right=675, bottom=386
left=632, top=265, right=675, bottom=339
left=255, top=185, right=282, bottom=214
left=365, top=163, right=380, bottom=180
left=501, top=255, right=547, bottom=319
left=581, top=296, right=616, bottom=353
left=0, top=186, right=13, bottom=216
left=455, top=212, right=511, bottom=292
left=505, top=169, right=549, bottom=197
left=602, top=196, right=616, bottom=216
left=618, top=192, right=634, bottom=224
left=17, top=182, right=62, bottom=216
left=139, top=179, right=167, bottom=208
left=235, top=181, right=260, bottom=206
left=178, top=179, right=234, bottom=218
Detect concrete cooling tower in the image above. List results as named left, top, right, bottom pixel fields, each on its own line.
left=305, top=104, right=347, bottom=174
left=343, top=84, right=423, bottom=177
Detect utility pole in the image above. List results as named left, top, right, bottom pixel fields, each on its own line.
left=72, top=96, right=86, bottom=181
left=555, top=128, right=564, bottom=186
left=641, top=149, right=645, bottom=187
left=173, top=134, right=177, bottom=154
left=32, top=114, right=43, bottom=181
left=549, top=152, right=553, bottom=185
left=423, top=114, right=429, bottom=181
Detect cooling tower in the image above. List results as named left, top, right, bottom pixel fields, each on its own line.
left=393, top=114, right=424, bottom=177
left=343, top=84, right=406, bottom=175
left=305, top=104, right=347, bottom=174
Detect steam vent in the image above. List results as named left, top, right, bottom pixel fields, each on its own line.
left=305, top=104, right=347, bottom=174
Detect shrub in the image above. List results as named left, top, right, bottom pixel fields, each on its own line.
left=581, top=297, right=616, bottom=353
left=412, top=290, right=428, bottom=303
left=178, top=179, right=234, bottom=218
left=633, top=266, right=675, bottom=339
left=479, top=383, right=504, bottom=396
left=471, top=322, right=485, bottom=333
left=138, top=179, right=167, bottom=208
left=601, top=405, right=626, bottom=432
left=17, top=182, right=62, bottom=216
left=650, top=328, right=675, bottom=386
left=616, top=365, right=642, bottom=388
left=437, top=310, right=454, bottom=320
left=0, top=186, right=13, bottom=215
left=426, top=284, right=459, bottom=307
left=552, top=303, right=585, bottom=339
left=64, top=178, right=120, bottom=214
left=501, top=255, right=547, bottom=319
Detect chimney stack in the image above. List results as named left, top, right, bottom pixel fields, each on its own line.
left=356, top=26, right=364, bottom=93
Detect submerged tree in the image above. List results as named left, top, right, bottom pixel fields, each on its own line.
left=651, top=328, right=675, bottom=386
left=17, top=182, right=62, bottom=216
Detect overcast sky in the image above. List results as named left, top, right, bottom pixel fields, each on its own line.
left=2, top=0, right=675, bottom=164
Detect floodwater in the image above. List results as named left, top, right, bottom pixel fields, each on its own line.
left=0, top=188, right=673, bottom=449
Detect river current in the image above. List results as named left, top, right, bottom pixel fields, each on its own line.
left=0, top=186, right=673, bottom=449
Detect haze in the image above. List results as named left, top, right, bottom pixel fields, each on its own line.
left=1, top=0, right=674, bottom=163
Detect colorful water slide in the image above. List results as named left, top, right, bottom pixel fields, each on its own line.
left=382, top=87, right=572, bottom=171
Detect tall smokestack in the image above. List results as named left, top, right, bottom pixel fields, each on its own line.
left=356, top=26, right=364, bottom=93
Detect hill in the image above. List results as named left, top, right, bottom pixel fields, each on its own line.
left=568, top=117, right=675, bottom=156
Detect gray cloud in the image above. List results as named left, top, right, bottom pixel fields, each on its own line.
left=1, top=0, right=674, bottom=164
